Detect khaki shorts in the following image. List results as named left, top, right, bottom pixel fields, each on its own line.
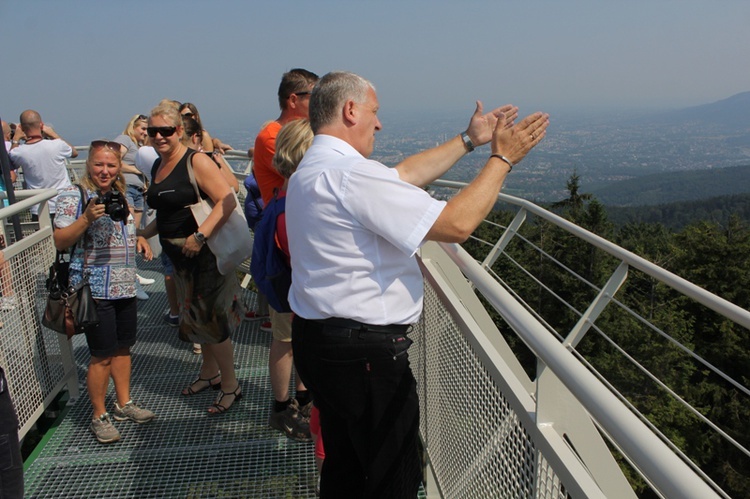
left=270, top=308, right=293, bottom=342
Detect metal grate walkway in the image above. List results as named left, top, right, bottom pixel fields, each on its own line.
left=23, top=259, right=319, bottom=498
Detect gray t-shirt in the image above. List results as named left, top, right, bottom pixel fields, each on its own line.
left=113, top=134, right=144, bottom=188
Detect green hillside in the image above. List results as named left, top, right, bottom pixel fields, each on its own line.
left=590, top=164, right=750, bottom=206
left=605, top=193, right=750, bottom=229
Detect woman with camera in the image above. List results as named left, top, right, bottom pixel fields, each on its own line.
left=144, top=103, right=242, bottom=415
left=53, top=140, right=156, bottom=444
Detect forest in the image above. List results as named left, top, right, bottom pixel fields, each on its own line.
left=462, top=174, right=749, bottom=497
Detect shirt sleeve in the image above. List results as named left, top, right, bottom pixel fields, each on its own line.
left=341, top=159, right=446, bottom=256
left=54, top=187, right=82, bottom=229
left=57, top=139, right=73, bottom=159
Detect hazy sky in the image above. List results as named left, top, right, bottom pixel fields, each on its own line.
left=2, top=0, right=749, bottom=145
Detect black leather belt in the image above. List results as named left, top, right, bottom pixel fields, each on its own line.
left=308, top=317, right=411, bottom=334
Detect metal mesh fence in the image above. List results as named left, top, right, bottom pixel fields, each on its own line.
left=415, top=280, right=568, bottom=499
left=0, top=220, right=62, bottom=438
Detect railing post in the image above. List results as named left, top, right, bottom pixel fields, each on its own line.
left=564, top=261, right=629, bottom=349
left=481, top=207, right=527, bottom=270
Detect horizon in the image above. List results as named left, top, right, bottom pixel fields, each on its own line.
left=3, top=0, right=749, bottom=149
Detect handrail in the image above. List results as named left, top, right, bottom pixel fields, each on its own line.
left=437, top=240, right=720, bottom=498
left=432, top=179, right=750, bottom=331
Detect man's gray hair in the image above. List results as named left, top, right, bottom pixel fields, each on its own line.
left=309, top=71, right=375, bottom=133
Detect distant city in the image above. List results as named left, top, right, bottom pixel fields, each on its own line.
left=64, top=92, right=750, bottom=206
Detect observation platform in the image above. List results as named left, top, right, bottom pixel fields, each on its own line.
left=22, top=259, right=321, bottom=498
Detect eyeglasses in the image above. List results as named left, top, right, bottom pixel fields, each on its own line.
left=147, top=126, right=178, bottom=138
left=90, top=140, right=121, bottom=152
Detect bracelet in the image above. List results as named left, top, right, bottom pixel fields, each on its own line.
left=460, top=131, right=475, bottom=152
left=489, top=154, right=513, bottom=171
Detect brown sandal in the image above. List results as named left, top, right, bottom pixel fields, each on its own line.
left=208, top=385, right=242, bottom=414
left=181, top=373, right=221, bottom=396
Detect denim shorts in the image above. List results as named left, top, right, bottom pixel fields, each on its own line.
left=126, top=185, right=144, bottom=211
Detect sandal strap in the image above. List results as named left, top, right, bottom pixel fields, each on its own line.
left=184, top=373, right=221, bottom=395
left=211, top=386, right=242, bottom=413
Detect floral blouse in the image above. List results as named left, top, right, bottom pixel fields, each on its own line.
left=54, top=185, right=137, bottom=300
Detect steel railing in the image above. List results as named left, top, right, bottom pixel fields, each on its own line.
left=414, top=179, right=744, bottom=498
left=5, top=156, right=745, bottom=497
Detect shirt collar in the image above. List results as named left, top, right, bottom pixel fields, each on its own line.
left=312, top=134, right=364, bottom=159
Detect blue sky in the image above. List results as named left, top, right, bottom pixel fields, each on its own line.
left=2, top=0, right=749, bottom=146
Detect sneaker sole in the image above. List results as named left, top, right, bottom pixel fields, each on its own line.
left=112, top=413, right=155, bottom=424
left=91, top=427, right=120, bottom=444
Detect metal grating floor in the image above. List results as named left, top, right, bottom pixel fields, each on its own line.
left=23, top=259, right=319, bottom=498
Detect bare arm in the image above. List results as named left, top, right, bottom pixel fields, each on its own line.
left=201, top=130, right=215, bottom=153
left=212, top=137, right=233, bottom=153
left=426, top=111, right=550, bottom=243
left=395, top=102, right=518, bottom=187
left=181, top=152, right=235, bottom=257
left=213, top=154, right=240, bottom=192
left=137, top=218, right=158, bottom=239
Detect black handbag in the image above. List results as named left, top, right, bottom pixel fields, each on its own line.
left=42, top=185, right=99, bottom=339
left=43, top=252, right=99, bottom=339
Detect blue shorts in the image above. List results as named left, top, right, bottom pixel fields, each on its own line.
left=161, top=252, right=174, bottom=276
left=126, top=185, right=145, bottom=211
left=85, top=298, right=137, bottom=358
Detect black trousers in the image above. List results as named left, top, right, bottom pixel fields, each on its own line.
left=0, top=368, right=23, bottom=499
left=292, top=316, right=421, bottom=499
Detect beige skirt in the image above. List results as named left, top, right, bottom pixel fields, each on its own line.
left=162, top=237, right=244, bottom=344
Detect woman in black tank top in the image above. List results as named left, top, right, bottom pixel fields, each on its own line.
left=144, top=103, right=243, bottom=415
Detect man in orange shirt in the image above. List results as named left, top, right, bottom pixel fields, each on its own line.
left=253, top=68, right=319, bottom=441
left=254, top=68, right=319, bottom=205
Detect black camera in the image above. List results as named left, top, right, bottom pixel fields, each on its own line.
left=97, top=190, right=129, bottom=222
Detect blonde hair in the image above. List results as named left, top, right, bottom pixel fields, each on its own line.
left=82, top=143, right=126, bottom=194
left=149, top=103, right=182, bottom=128
left=272, top=119, right=313, bottom=179
left=122, top=114, right=147, bottom=145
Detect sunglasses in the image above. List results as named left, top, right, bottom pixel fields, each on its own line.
left=134, top=114, right=148, bottom=123
left=90, top=140, right=122, bottom=152
left=181, top=112, right=194, bottom=118
left=147, top=126, right=178, bottom=138
left=294, top=91, right=311, bottom=97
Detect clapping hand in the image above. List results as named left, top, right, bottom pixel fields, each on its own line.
left=465, top=102, right=519, bottom=147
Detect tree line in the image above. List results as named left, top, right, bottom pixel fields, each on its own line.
left=462, top=174, right=749, bottom=497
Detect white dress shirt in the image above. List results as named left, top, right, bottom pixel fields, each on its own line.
left=286, top=134, right=446, bottom=325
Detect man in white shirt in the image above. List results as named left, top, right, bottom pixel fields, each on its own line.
left=9, top=110, right=78, bottom=221
left=286, top=71, right=549, bottom=497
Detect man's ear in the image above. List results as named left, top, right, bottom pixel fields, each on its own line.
left=342, top=100, right=357, bottom=125
left=288, top=93, right=299, bottom=110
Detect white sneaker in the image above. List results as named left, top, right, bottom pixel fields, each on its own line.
left=135, top=281, right=149, bottom=300
left=137, top=274, right=155, bottom=286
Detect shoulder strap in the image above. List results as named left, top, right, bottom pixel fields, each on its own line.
left=185, top=151, right=202, bottom=204
left=70, top=184, right=89, bottom=262
left=69, top=184, right=88, bottom=256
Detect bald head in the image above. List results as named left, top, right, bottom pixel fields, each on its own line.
left=19, top=110, right=42, bottom=134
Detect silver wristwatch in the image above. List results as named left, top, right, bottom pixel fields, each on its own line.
left=193, top=231, right=206, bottom=245
left=460, top=131, right=475, bottom=152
